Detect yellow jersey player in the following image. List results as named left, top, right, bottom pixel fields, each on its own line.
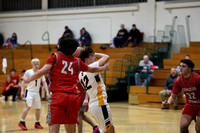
left=78, top=47, right=115, bottom=133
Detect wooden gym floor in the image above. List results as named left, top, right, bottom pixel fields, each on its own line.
left=0, top=100, right=196, bottom=133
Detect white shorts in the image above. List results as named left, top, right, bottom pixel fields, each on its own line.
left=26, top=91, right=41, bottom=109
left=89, top=103, right=114, bottom=133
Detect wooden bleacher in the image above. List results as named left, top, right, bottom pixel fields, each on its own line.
left=128, top=42, right=200, bottom=109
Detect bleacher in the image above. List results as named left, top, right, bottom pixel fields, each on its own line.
left=128, top=42, right=200, bottom=109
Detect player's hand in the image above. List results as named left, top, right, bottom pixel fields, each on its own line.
left=22, top=76, right=29, bottom=83
left=162, top=100, right=170, bottom=108
left=21, top=91, right=25, bottom=98
left=103, top=63, right=111, bottom=71
left=46, top=93, right=50, bottom=100
left=83, top=99, right=89, bottom=106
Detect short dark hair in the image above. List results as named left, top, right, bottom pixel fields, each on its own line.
left=78, top=47, right=94, bottom=63
left=180, top=59, right=195, bottom=70
left=21, top=69, right=26, bottom=73
left=132, top=24, right=136, bottom=27
left=10, top=68, right=16, bottom=72
left=58, top=36, right=79, bottom=55
left=65, top=26, right=68, bottom=29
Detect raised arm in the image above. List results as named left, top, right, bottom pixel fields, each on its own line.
left=24, top=64, right=52, bottom=83
left=87, top=63, right=110, bottom=73
left=95, top=53, right=110, bottom=67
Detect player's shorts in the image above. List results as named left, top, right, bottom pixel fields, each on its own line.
left=46, top=92, right=79, bottom=124
left=89, top=103, right=114, bottom=133
left=26, top=91, right=41, bottom=109
left=182, top=104, right=200, bottom=118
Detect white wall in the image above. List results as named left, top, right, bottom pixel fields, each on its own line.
left=0, top=0, right=200, bottom=45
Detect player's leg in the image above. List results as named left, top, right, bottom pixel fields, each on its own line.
left=106, top=126, right=115, bottom=133
left=18, top=106, right=31, bottom=130
left=81, top=112, right=100, bottom=132
left=64, top=124, right=76, bottom=133
left=180, top=114, right=193, bottom=133
left=78, top=111, right=83, bottom=133
left=89, top=104, right=114, bottom=133
left=34, top=93, right=43, bottom=129
left=49, top=124, right=60, bottom=133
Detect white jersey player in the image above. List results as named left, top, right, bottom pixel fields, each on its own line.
left=18, top=58, right=50, bottom=130
left=78, top=47, right=115, bottom=133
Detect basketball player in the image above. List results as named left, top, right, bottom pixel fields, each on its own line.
left=18, top=58, right=50, bottom=130
left=78, top=47, right=115, bottom=133
left=23, top=37, right=110, bottom=133
left=77, top=83, right=100, bottom=133
left=162, top=59, right=200, bottom=133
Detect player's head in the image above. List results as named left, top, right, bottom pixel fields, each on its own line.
left=170, top=68, right=177, bottom=77
left=31, top=58, right=40, bottom=70
left=179, top=59, right=194, bottom=75
left=10, top=68, right=16, bottom=77
left=6, top=75, right=11, bottom=83
left=58, top=36, right=79, bottom=55
left=78, top=47, right=95, bottom=64
left=21, top=69, right=26, bottom=76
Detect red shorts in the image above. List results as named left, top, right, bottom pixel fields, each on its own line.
left=47, top=92, right=79, bottom=124
left=182, top=104, right=200, bottom=118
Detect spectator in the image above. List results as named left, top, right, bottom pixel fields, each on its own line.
left=125, top=24, right=142, bottom=48
left=10, top=68, right=19, bottom=100
left=159, top=68, right=179, bottom=110
left=79, top=28, right=92, bottom=47
left=113, top=24, right=128, bottom=48
left=135, top=55, right=154, bottom=86
left=62, top=26, right=74, bottom=39
left=2, top=76, right=18, bottom=101
left=10, top=33, right=18, bottom=48
left=3, top=38, right=12, bottom=49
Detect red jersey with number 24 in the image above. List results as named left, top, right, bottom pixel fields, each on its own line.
left=45, top=52, right=88, bottom=93
left=172, top=72, right=200, bottom=105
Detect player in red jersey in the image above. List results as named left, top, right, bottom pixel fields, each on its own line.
left=23, top=36, right=110, bottom=133
left=162, top=59, right=200, bottom=133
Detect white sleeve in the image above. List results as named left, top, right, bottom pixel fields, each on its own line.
left=88, top=62, right=99, bottom=67
left=24, top=70, right=30, bottom=78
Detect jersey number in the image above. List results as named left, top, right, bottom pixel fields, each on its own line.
left=186, top=92, right=196, bottom=99
left=81, top=75, right=92, bottom=90
left=61, top=60, right=73, bottom=75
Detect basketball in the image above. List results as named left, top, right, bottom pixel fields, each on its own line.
left=73, top=47, right=83, bottom=57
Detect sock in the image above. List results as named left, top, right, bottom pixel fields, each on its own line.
left=20, top=119, right=25, bottom=122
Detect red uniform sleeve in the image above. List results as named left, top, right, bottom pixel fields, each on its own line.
left=172, top=78, right=181, bottom=94
left=195, top=74, right=200, bottom=88
left=16, top=75, right=19, bottom=84
left=79, top=58, right=88, bottom=72
left=3, top=82, right=7, bottom=92
left=45, top=54, right=56, bottom=66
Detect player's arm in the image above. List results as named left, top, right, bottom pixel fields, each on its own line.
left=95, top=53, right=110, bottom=66
left=162, top=79, right=179, bottom=108
left=21, top=81, right=26, bottom=98
left=24, top=64, right=52, bottom=83
left=82, top=92, right=89, bottom=106
left=87, top=63, right=110, bottom=73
